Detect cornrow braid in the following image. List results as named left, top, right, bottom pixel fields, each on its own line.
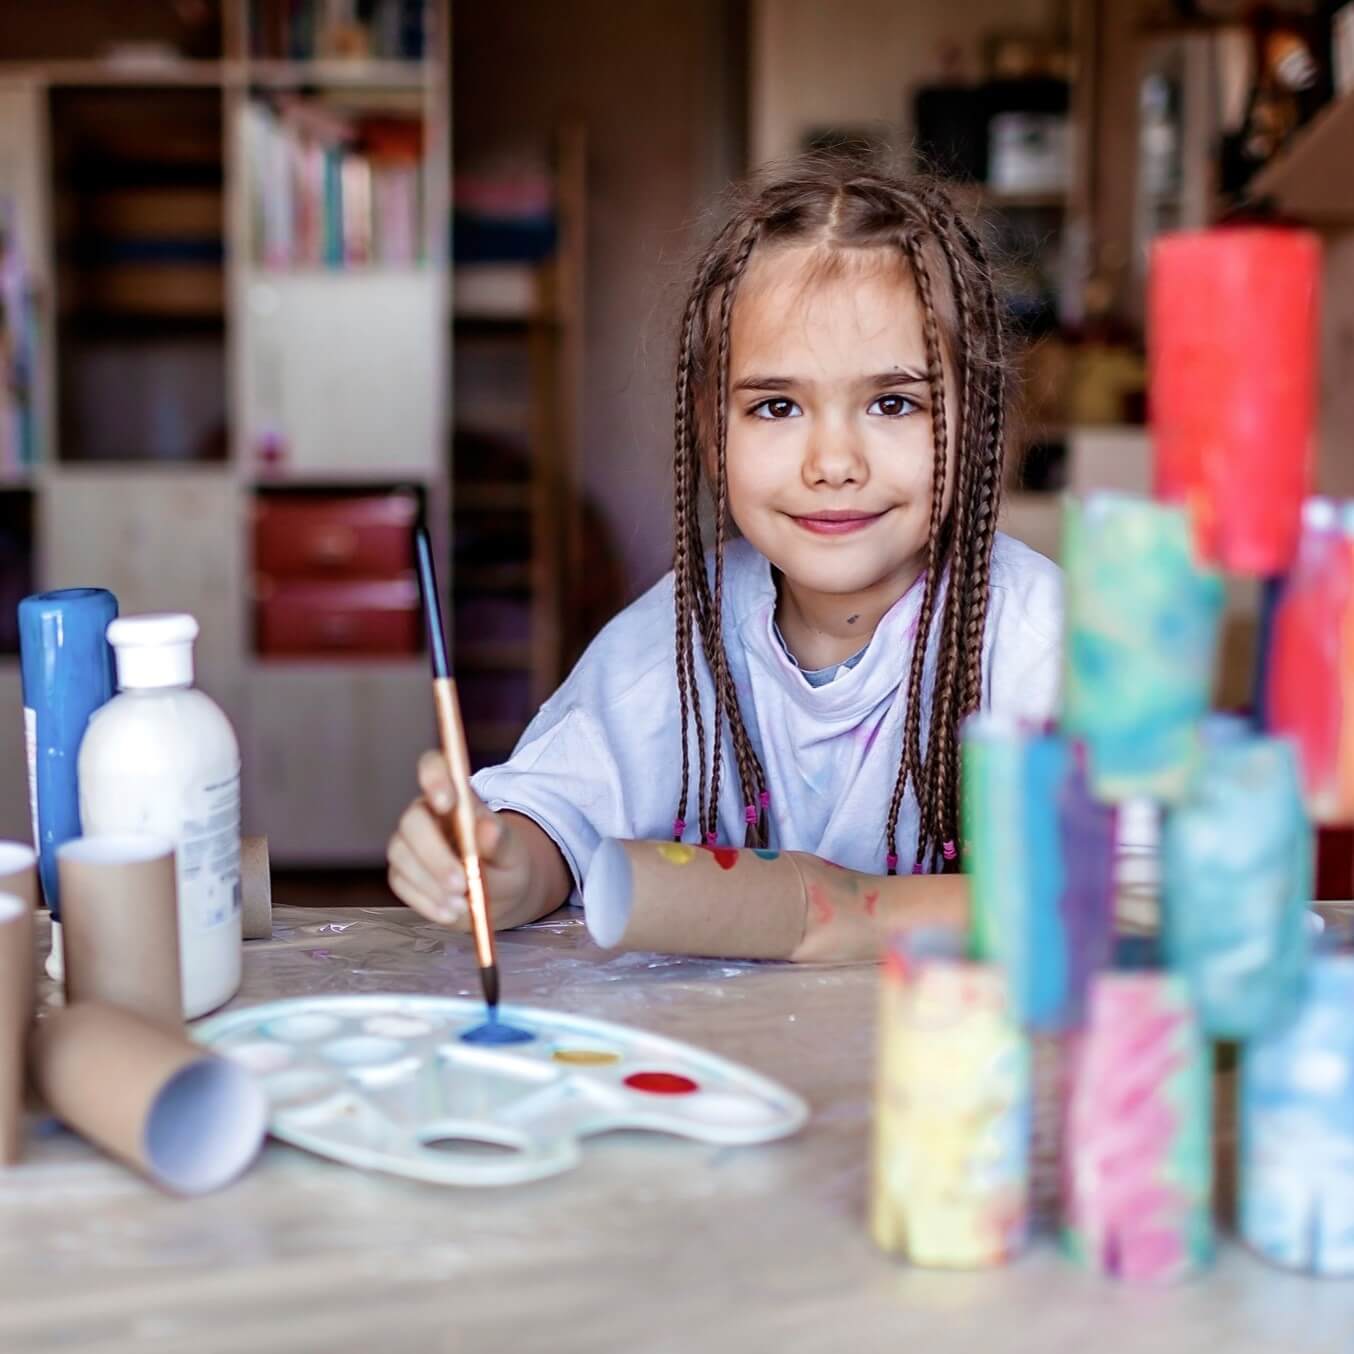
left=669, top=155, right=1009, bottom=872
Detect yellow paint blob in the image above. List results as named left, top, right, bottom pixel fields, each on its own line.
left=552, top=1048, right=620, bottom=1066
left=657, top=843, right=695, bottom=865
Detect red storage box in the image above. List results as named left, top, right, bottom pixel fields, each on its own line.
left=255, top=577, right=422, bottom=657
left=254, top=492, right=419, bottom=579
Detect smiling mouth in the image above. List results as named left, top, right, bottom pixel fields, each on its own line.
left=788, top=509, right=889, bottom=536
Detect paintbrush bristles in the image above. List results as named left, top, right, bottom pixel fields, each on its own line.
left=414, top=526, right=451, bottom=680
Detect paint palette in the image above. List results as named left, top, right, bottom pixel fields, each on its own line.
left=192, top=995, right=809, bottom=1186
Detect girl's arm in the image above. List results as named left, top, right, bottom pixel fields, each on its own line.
left=387, top=752, right=573, bottom=931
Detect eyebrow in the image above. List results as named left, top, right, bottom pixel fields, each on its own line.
left=732, top=368, right=929, bottom=393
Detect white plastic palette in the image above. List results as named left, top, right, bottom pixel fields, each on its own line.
left=192, top=994, right=809, bottom=1186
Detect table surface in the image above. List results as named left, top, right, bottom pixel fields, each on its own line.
left=2, top=906, right=1352, bottom=1354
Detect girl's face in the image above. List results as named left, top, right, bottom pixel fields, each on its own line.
left=720, top=244, right=956, bottom=604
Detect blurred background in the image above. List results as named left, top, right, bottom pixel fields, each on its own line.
left=0, top=0, right=1350, bottom=894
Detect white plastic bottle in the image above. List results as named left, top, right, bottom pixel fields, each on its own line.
left=78, top=614, right=242, bottom=1018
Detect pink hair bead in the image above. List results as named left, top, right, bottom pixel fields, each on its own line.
left=672, top=817, right=686, bottom=839
left=886, top=852, right=899, bottom=873
left=943, top=839, right=958, bottom=861
left=744, top=803, right=757, bottom=825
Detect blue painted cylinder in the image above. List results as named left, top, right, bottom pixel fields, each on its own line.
left=1242, top=956, right=1354, bottom=1276
left=18, top=588, right=118, bottom=920
left=1162, top=727, right=1312, bottom=1038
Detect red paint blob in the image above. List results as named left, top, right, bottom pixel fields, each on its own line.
left=700, top=844, right=740, bottom=871
left=624, top=1071, right=699, bottom=1096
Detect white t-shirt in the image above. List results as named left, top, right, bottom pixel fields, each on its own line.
left=473, top=532, right=1063, bottom=896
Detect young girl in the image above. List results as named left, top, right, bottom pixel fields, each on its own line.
left=388, top=158, right=1062, bottom=935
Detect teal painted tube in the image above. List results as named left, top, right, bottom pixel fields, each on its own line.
left=1062, top=493, right=1225, bottom=803
left=1162, top=724, right=1313, bottom=1038
left=963, top=719, right=1117, bottom=1031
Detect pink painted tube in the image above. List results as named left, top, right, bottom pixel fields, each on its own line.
left=1063, top=972, right=1213, bottom=1282
left=1150, top=227, right=1320, bottom=575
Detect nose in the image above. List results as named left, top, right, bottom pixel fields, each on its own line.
left=802, top=417, right=867, bottom=489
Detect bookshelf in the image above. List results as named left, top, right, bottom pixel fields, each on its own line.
left=451, top=129, right=586, bottom=769
left=0, top=0, right=449, bottom=863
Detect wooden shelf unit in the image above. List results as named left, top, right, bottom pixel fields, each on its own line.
left=0, top=0, right=450, bottom=863
left=451, top=128, right=585, bottom=770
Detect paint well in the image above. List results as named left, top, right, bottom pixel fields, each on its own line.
left=224, top=1041, right=293, bottom=1075
left=552, top=1047, right=620, bottom=1066
left=321, top=1036, right=406, bottom=1066
left=624, top=1071, right=699, bottom=1096
left=461, top=1018, right=535, bottom=1047
left=267, top=1013, right=341, bottom=1042
left=364, top=1015, right=434, bottom=1039
left=677, top=1093, right=783, bottom=1127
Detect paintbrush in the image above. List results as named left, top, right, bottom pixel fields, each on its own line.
left=414, top=526, right=500, bottom=1010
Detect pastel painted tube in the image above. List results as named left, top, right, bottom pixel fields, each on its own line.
left=1266, top=499, right=1354, bottom=823
left=1064, top=972, right=1214, bottom=1282
left=1162, top=726, right=1313, bottom=1038
left=1241, top=955, right=1354, bottom=1276
left=584, top=839, right=935, bottom=963
left=1150, top=227, right=1320, bottom=575
left=964, top=720, right=1116, bottom=1030
left=1062, top=493, right=1224, bottom=803
left=871, top=947, right=1030, bottom=1267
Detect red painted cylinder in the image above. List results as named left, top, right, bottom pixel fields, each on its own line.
left=1267, top=499, right=1354, bottom=824
left=1150, top=227, right=1321, bottom=575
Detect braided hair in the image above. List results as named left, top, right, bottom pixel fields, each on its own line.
left=671, top=160, right=1008, bottom=874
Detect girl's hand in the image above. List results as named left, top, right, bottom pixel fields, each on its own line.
left=387, top=751, right=537, bottom=929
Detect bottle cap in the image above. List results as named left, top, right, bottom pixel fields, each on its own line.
left=106, top=614, right=199, bottom=690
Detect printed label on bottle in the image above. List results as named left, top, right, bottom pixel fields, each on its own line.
left=179, top=772, right=242, bottom=930
left=23, top=706, right=38, bottom=849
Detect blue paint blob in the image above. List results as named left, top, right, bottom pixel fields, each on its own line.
left=460, top=1017, right=535, bottom=1046
left=753, top=849, right=780, bottom=861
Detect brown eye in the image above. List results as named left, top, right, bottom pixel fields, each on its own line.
left=752, top=398, right=801, bottom=420
left=869, top=394, right=917, bottom=418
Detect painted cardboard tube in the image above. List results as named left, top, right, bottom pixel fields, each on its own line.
left=30, top=1002, right=268, bottom=1195
left=0, top=891, right=35, bottom=1165
left=240, top=836, right=273, bottom=941
left=1063, top=972, right=1214, bottom=1282
left=1241, top=955, right=1354, bottom=1276
left=1061, top=493, right=1225, bottom=803
left=1162, top=727, right=1312, bottom=1038
left=58, top=835, right=183, bottom=1031
left=871, top=947, right=1031, bottom=1267
left=584, top=839, right=945, bottom=961
left=963, top=720, right=1116, bottom=1031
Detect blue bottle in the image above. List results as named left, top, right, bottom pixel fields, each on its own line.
left=18, top=588, right=118, bottom=936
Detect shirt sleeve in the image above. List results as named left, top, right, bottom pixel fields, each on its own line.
left=985, top=540, right=1065, bottom=726
left=471, top=704, right=628, bottom=901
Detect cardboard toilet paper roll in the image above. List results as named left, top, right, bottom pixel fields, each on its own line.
left=584, top=839, right=949, bottom=962
left=30, top=1002, right=267, bottom=1195
left=871, top=947, right=1031, bottom=1267
left=1062, top=493, right=1224, bottom=803
left=58, top=835, right=183, bottom=1030
left=0, top=890, right=34, bottom=1165
left=1063, top=972, right=1213, bottom=1282
left=240, top=836, right=273, bottom=941
left=0, top=842, right=39, bottom=913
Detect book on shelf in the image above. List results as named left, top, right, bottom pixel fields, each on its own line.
left=244, top=98, right=425, bottom=269
left=249, top=0, right=427, bottom=63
